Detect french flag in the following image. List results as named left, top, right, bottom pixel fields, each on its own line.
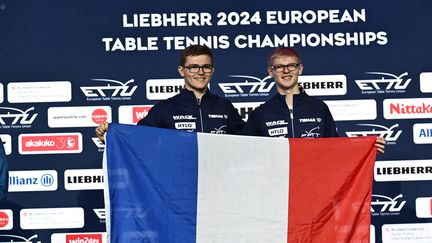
left=103, top=124, right=376, bottom=243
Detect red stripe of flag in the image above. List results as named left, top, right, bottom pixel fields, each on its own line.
left=288, top=137, right=376, bottom=242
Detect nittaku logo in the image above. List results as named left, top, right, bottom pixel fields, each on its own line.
left=0, top=234, right=41, bottom=243
left=0, top=107, right=37, bottom=129
left=218, top=75, right=274, bottom=98
left=389, top=102, right=432, bottom=115
left=355, top=72, right=411, bottom=94
left=371, top=194, right=406, bottom=216
left=345, top=124, right=402, bottom=145
left=301, top=126, right=321, bottom=138
left=81, top=79, right=137, bottom=101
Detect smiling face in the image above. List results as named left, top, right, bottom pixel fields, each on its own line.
left=268, top=55, right=303, bottom=95
left=178, top=54, right=214, bottom=98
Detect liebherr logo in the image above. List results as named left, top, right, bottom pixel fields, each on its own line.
left=371, top=194, right=406, bottom=216
left=0, top=107, right=37, bottom=129
left=218, top=75, right=274, bottom=98
left=355, top=72, right=411, bottom=94
left=345, top=124, right=402, bottom=145
left=81, top=79, right=137, bottom=101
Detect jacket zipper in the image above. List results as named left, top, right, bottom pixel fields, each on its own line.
left=197, top=98, right=204, bottom=132
left=289, top=108, right=295, bottom=138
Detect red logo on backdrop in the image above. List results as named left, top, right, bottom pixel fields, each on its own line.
left=20, top=134, right=81, bottom=153
left=132, top=106, right=152, bottom=123
left=66, top=233, right=102, bottom=242
left=0, top=211, right=9, bottom=228
left=92, top=109, right=108, bottom=124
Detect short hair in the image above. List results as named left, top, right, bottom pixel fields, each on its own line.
left=180, top=44, right=213, bottom=66
left=267, top=47, right=301, bottom=67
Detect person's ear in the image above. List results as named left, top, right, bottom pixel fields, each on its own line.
left=178, top=66, right=185, bottom=77
left=267, top=67, right=274, bottom=77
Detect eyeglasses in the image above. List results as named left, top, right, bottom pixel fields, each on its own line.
left=183, top=64, right=214, bottom=73
left=271, top=63, right=301, bottom=72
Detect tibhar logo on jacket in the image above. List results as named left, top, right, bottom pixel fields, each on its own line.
left=208, top=114, right=227, bottom=119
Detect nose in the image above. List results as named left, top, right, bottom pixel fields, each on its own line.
left=197, top=67, right=206, bottom=75
left=282, top=66, right=291, bottom=73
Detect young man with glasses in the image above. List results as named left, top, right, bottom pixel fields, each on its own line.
left=96, top=44, right=244, bottom=142
left=241, top=47, right=385, bottom=153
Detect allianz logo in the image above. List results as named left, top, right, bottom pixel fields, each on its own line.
left=9, top=174, right=54, bottom=186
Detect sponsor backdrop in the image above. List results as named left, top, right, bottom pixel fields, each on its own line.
left=0, top=0, right=431, bottom=242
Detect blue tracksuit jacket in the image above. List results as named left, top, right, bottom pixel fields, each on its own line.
left=137, top=89, right=245, bottom=134
left=241, top=91, right=338, bottom=138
